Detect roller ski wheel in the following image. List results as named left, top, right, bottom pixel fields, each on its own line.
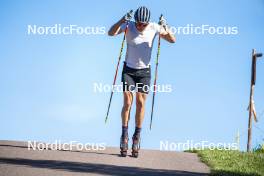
left=120, top=135, right=128, bottom=157
left=131, top=135, right=140, bottom=158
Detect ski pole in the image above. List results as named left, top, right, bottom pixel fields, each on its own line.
left=105, top=15, right=131, bottom=124
left=150, top=14, right=163, bottom=130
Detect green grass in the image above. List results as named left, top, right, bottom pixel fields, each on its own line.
left=253, top=144, right=264, bottom=154
left=189, top=149, right=264, bottom=176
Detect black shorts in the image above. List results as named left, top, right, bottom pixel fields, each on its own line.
left=121, top=62, right=151, bottom=94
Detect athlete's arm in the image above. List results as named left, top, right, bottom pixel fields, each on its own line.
left=108, top=11, right=133, bottom=36
left=108, top=17, right=126, bottom=36
left=158, top=16, right=176, bottom=43
left=160, top=28, right=176, bottom=43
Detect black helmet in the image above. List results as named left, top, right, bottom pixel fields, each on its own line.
left=134, top=6, right=151, bottom=23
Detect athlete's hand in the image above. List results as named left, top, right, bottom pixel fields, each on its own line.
left=121, top=10, right=133, bottom=23
left=158, top=15, right=168, bottom=31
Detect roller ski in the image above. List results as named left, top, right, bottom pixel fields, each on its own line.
left=131, top=134, right=140, bottom=158
left=120, top=135, right=129, bottom=157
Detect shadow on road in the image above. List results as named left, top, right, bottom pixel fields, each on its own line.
left=0, top=144, right=28, bottom=149
left=0, top=157, right=208, bottom=176
left=0, top=144, right=121, bottom=157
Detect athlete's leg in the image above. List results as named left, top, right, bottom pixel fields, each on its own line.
left=121, top=91, right=133, bottom=127
left=135, top=92, right=148, bottom=128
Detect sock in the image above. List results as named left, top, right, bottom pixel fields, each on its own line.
left=122, top=126, right=128, bottom=137
left=133, top=127, right=141, bottom=138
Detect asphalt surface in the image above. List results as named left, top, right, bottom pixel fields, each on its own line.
left=0, top=140, right=210, bottom=176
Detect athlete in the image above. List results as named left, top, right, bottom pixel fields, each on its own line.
left=108, top=6, right=176, bottom=157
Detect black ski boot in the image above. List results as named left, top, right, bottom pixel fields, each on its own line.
left=120, top=135, right=129, bottom=157
left=131, top=134, right=140, bottom=158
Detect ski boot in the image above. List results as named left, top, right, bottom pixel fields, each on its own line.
left=131, top=134, right=140, bottom=158
left=120, top=135, right=129, bottom=157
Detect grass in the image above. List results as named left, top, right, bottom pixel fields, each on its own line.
left=253, top=144, right=264, bottom=153
left=188, top=149, right=264, bottom=176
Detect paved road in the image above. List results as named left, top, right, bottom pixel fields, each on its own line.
left=0, top=140, right=210, bottom=176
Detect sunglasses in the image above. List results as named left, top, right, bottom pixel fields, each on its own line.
left=136, top=22, right=148, bottom=27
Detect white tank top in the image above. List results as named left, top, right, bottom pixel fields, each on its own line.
left=120, top=22, right=162, bottom=69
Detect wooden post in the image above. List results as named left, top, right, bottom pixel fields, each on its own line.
left=247, top=49, right=262, bottom=152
